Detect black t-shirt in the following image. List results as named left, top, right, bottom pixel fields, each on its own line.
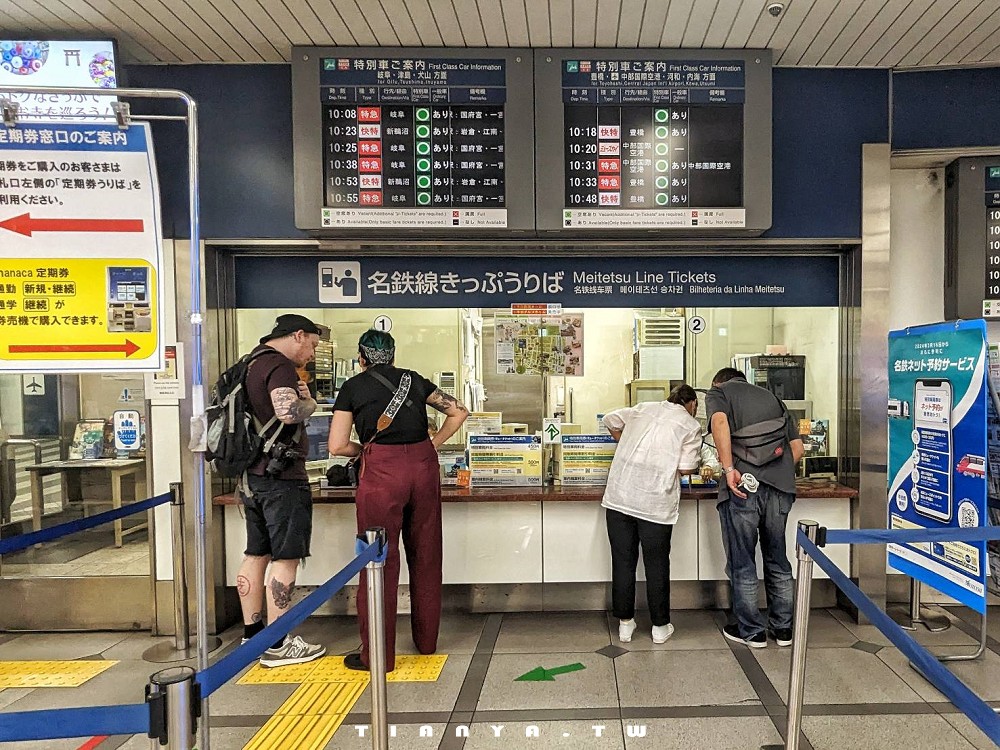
left=244, top=345, right=309, bottom=480
left=705, top=377, right=799, bottom=497
left=333, top=365, right=437, bottom=445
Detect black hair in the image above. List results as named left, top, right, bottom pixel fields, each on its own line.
left=667, top=384, right=698, bottom=406
left=712, top=367, right=747, bottom=385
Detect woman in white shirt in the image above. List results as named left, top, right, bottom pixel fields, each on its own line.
left=602, top=384, right=702, bottom=644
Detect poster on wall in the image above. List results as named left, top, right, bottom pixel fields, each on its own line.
left=887, top=320, right=989, bottom=613
left=494, top=314, right=584, bottom=376
left=986, top=344, right=1000, bottom=596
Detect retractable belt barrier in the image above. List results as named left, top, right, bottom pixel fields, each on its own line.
left=0, top=536, right=386, bottom=743
left=0, top=491, right=172, bottom=556
left=796, top=525, right=1000, bottom=745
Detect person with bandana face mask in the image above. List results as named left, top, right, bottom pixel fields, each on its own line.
left=329, top=329, right=469, bottom=672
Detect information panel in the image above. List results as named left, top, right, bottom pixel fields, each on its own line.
left=292, top=47, right=534, bottom=233
left=986, top=166, right=1000, bottom=300
left=535, top=50, right=771, bottom=234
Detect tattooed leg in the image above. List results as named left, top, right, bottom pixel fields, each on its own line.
left=266, top=559, right=299, bottom=622
left=237, top=555, right=269, bottom=625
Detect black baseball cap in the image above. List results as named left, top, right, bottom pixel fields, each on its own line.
left=260, top=314, right=323, bottom=344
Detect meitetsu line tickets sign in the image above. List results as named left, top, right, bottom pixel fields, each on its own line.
left=0, top=121, right=164, bottom=372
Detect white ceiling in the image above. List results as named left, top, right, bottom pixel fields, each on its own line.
left=1, top=0, right=999, bottom=67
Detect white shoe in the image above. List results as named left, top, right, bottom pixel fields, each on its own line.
left=618, top=619, right=637, bottom=643
left=652, top=623, right=675, bottom=644
left=259, top=634, right=326, bottom=668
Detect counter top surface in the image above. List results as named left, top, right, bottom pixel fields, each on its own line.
left=214, top=478, right=856, bottom=505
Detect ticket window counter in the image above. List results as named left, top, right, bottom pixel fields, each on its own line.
left=0, top=371, right=152, bottom=630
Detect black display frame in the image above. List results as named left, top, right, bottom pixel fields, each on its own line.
left=534, top=49, right=772, bottom=236
left=291, top=46, right=535, bottom=235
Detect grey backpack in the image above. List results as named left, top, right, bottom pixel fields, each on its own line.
left=730, top=399, right=791, bottom=467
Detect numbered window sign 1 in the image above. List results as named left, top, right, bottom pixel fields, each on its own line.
left=373, top=315, right=392, bottom=333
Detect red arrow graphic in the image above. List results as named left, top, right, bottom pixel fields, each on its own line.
left=0, top=213, right=144, bottom=237
left=9, top=340, right=141, bottom=357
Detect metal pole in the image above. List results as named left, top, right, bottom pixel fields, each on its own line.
left=170, top=483, right=190, bottom=652
left=784, top=520, right=818, bottom=750
left=365, top=527, right=389, bottom=750
left=148, top=666, right=196, bottom=750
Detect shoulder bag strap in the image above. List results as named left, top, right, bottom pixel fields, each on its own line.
left=365, top=369, right=424, bottom=417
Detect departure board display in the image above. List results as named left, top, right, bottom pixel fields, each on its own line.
left=562, top=59, right=744, bottom=228
left=986, top=166, right=1000, bottom=299
left=534, top=50, right=771, bottom=234
left=318, top=56, right=507, bottom=229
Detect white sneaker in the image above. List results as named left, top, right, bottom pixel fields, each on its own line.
left=618, top=619, right=637, bottom=643
left=652, top=623, right=675, bottom=644
left=259, top=635, right=326, bottom=668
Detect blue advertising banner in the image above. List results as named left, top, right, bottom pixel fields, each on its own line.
left=234, top=255, right=840, bottom=309
left=887, top=320, right=989, bottom=613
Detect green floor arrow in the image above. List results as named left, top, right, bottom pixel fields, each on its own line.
left=515, top=662, right=586, bottom=682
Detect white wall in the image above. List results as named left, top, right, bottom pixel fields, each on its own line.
left=888, top=168, right=945, bottom=329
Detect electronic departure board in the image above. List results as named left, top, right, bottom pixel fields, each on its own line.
left=535, top=50, right=772, bottom=234
left=986, top=166, right=1000, bottom=300
left=292, top=47, right=534, bottom=233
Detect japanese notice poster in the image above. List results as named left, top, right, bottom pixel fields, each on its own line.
left=0, top=121, right=164, bottom=372
left=467, top=434, right=542, bottom=487
left=494, top=313, right=584, bottom=376
left=887, top=320, right=988, bottom=613
left=559, top=434, right=617, bottom=486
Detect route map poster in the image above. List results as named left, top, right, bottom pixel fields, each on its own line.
left=494, top=313, right=583, bottom=376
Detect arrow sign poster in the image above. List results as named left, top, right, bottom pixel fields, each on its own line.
left=0, top=122, right=164, bottom=372
left=515, top=662, right=586, bottom=682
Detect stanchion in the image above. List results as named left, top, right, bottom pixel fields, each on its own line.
left=365, top=527, right=389, bottom=750
left=144, top=483, right=221, bottom=663
left=146, top=666, right=198, bottom=749
left=763, top=520, right=818, bottom=750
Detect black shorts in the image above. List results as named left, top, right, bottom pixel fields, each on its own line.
left=242, top=475, right=313, bottom=560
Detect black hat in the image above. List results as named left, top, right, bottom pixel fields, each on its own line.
left=260, top=314, right=322, bottom=344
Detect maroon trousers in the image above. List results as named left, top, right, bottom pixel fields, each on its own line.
left=355, top=439, right=443, bottom=671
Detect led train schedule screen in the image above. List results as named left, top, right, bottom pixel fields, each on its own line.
left=320, top=57, right=507, bottom=229
left=562, top=59, right=744, bottom=228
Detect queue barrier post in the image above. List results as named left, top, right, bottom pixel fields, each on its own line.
left=364, top=527, right=389, bottom=750
left=779, top=520, right=819, bottom=750
left=144, top=483, right=221, bottom=663
left=146, top=666, right=198, bottom=749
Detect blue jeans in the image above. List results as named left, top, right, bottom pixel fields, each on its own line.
left=718, top=484, right=794, bottom=638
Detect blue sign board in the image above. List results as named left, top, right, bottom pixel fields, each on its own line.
left=887, top=320, right=989, bottom=613
left=234, top=255, right=840, bottom=309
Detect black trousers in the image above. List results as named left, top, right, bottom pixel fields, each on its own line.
left=606, top=507, right=673, bottom=626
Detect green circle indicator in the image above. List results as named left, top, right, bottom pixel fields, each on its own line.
left=417, top=175, right=431, bottom=189
left=655, top=109, right=670, bottom=122
left=656, top=159, right=670, bottom=172
left=655, top=176, right=670, bottom=189
left=655, top=142, right=670, bottom=156
left=655, top=125, right=670, bottom=139
left=417, top=192, right=432, bottom=205
left=655, top=193, right=670, bottom=206
left=416, top=141, right=431, bottom=155
left=417, top=158, right=431, bottom=172
left=416, top=124, right=431, bottom=138
left=416, top=108, right=431, bottom=121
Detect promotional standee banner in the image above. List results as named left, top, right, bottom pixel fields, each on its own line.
left=887, top=320, right=989, bottom=613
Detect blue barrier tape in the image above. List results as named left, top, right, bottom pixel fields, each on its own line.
left=0, top=492, right=172, bottom=556
left=798, top=531, right=1000, bottom=744
left=355, top=534, right=388, bottom=563
left=196, top=539, right=382, bottom=696
left=0, top=702, right=148, bottom=742
left=825, top=526, right=1000, bottom=546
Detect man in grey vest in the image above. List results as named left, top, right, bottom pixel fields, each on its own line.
left=706, top=368, right=804, bottom=648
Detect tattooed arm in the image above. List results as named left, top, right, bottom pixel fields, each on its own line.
left=270, top=386, right=317, bottom=425
left=426, top=388, right=469, bottom=449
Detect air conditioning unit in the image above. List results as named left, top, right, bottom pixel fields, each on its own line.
left=636, top=317, right=684, bottom=346
left=434, top=371, right=458, bottom=398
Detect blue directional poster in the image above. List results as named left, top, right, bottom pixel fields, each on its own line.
left=887, top=320, right=988, bottom=613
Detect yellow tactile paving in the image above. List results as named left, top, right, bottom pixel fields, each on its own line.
left=298, top=657, right=371, bottom=684
left=242, top=712, right=346, bottom=750
left=281, top=682, right=368, bottom=716
left=0, top=660, right=117, bottom=688
left=386, top=654, right=448, bottom=682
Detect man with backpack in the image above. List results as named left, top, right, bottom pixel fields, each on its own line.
left=706, top=367, right=804, bottom=650
left=234, top=314, right=326, bottom=667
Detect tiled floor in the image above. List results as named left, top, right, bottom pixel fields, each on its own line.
left=1, top=607, right=1000, bottom=749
